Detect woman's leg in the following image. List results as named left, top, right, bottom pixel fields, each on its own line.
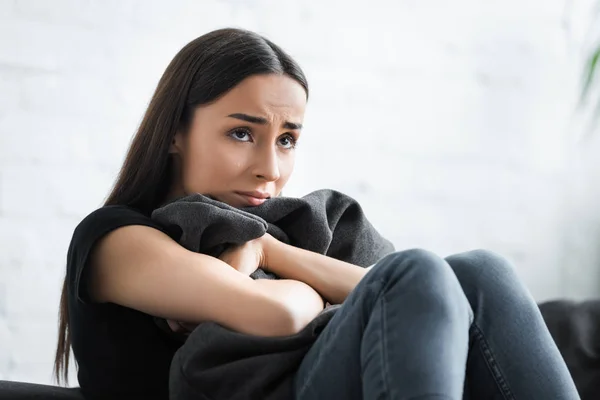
left=293, top=249, right=473, bottom=400
left=445, top=250, right=580, bottom=400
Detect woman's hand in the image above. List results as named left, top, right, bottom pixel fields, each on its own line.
left=257, top=234, right=367, bottom=305
left=218, top=235, right=271, bottom=275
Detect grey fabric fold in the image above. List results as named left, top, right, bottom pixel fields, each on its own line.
left=151, top=189, right=395, bottom=400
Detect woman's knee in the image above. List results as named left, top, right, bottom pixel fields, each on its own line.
left=367, top=249, right=472, bottom=323
left=445, top=249, right=529, bottom=301
left=370, top=248, right=446, bottom=278
left=369, top=248, right=468, bottom=302
left=446, top=249, right=516, bottom=282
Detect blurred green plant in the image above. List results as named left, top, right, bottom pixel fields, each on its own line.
left=580, top=4, right=600, bottom=135
left=582, top=45, right=599, bottom=116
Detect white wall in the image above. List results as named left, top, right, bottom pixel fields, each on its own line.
left=0, top=0, right=598, bottom=385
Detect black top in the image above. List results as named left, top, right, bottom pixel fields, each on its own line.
left=66, top=205, right=182, bottom=400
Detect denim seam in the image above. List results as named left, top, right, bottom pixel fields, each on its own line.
left=380, top=292, right=391, bottom=399
left=296, top=278, right=387, bottom=398
left=472, top=323, right=515, bottom=400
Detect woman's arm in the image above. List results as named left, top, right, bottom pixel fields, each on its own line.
left=88, top=225, right=324, bottom=337
left=263, top=234, right=374, bottom=304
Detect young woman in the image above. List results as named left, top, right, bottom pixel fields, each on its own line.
left=54, top=28, right=580, bottom=400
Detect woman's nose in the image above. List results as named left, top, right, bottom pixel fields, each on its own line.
left=252, top=146, right=280, bottom=182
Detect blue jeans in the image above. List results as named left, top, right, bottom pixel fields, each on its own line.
left=293, top=249, right=580, bottom=400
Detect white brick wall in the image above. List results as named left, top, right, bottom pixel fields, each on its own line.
left=1, top=0, right=599, bottom=386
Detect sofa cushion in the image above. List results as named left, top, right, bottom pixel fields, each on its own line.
left=0, top=380, right=85, bottom=399
left=539, top=299, right=600, bottom=400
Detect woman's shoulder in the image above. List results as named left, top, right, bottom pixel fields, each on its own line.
left=76, top=204, right=150, bottom=227
left=71, top=205, right=168, bottom=242
left=68, top=204, right=182, bottom=265
left=66, top=205, right=173, bottom=305
left=67, top=205, right=168, bottom=271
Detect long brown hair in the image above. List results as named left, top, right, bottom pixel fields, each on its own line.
left=54, top=27, right=309, bottom=384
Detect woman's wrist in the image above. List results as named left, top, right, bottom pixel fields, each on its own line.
left=260, top=233, right=281, bottom=272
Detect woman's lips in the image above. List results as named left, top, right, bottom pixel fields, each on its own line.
left=234, top=192, right=268, bottom=206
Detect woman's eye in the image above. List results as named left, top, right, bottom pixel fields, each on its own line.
left=229, top=128, right=252, bottom=142
left=279, top=135, right=297, bottom=149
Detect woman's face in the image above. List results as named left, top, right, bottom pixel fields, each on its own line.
left=169, top=73, right=307, bottom=208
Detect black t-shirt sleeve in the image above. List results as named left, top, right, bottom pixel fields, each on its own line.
left=66, top=205, right=172, bottom=304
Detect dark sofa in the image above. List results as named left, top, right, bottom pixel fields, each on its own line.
left=0, top=300, right=598, bottom=400
left=539, top=299, right=600, bottom=400
left=0, top=380, right=84, bottom=399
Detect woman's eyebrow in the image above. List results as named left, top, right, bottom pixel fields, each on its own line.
left=227, top=113, right=303, bottom=130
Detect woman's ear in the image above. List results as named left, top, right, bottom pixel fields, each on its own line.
left=169, top=130, right=184, bottom=155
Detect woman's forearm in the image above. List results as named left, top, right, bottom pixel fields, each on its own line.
left=167, top=278, right=325, bottom=336
left=253, top=279, right=325, bottom=333
left=263, top=235, right=371, bottom=304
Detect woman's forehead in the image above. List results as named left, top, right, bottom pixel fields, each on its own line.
left=199, top=75, right=307, bottom=119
